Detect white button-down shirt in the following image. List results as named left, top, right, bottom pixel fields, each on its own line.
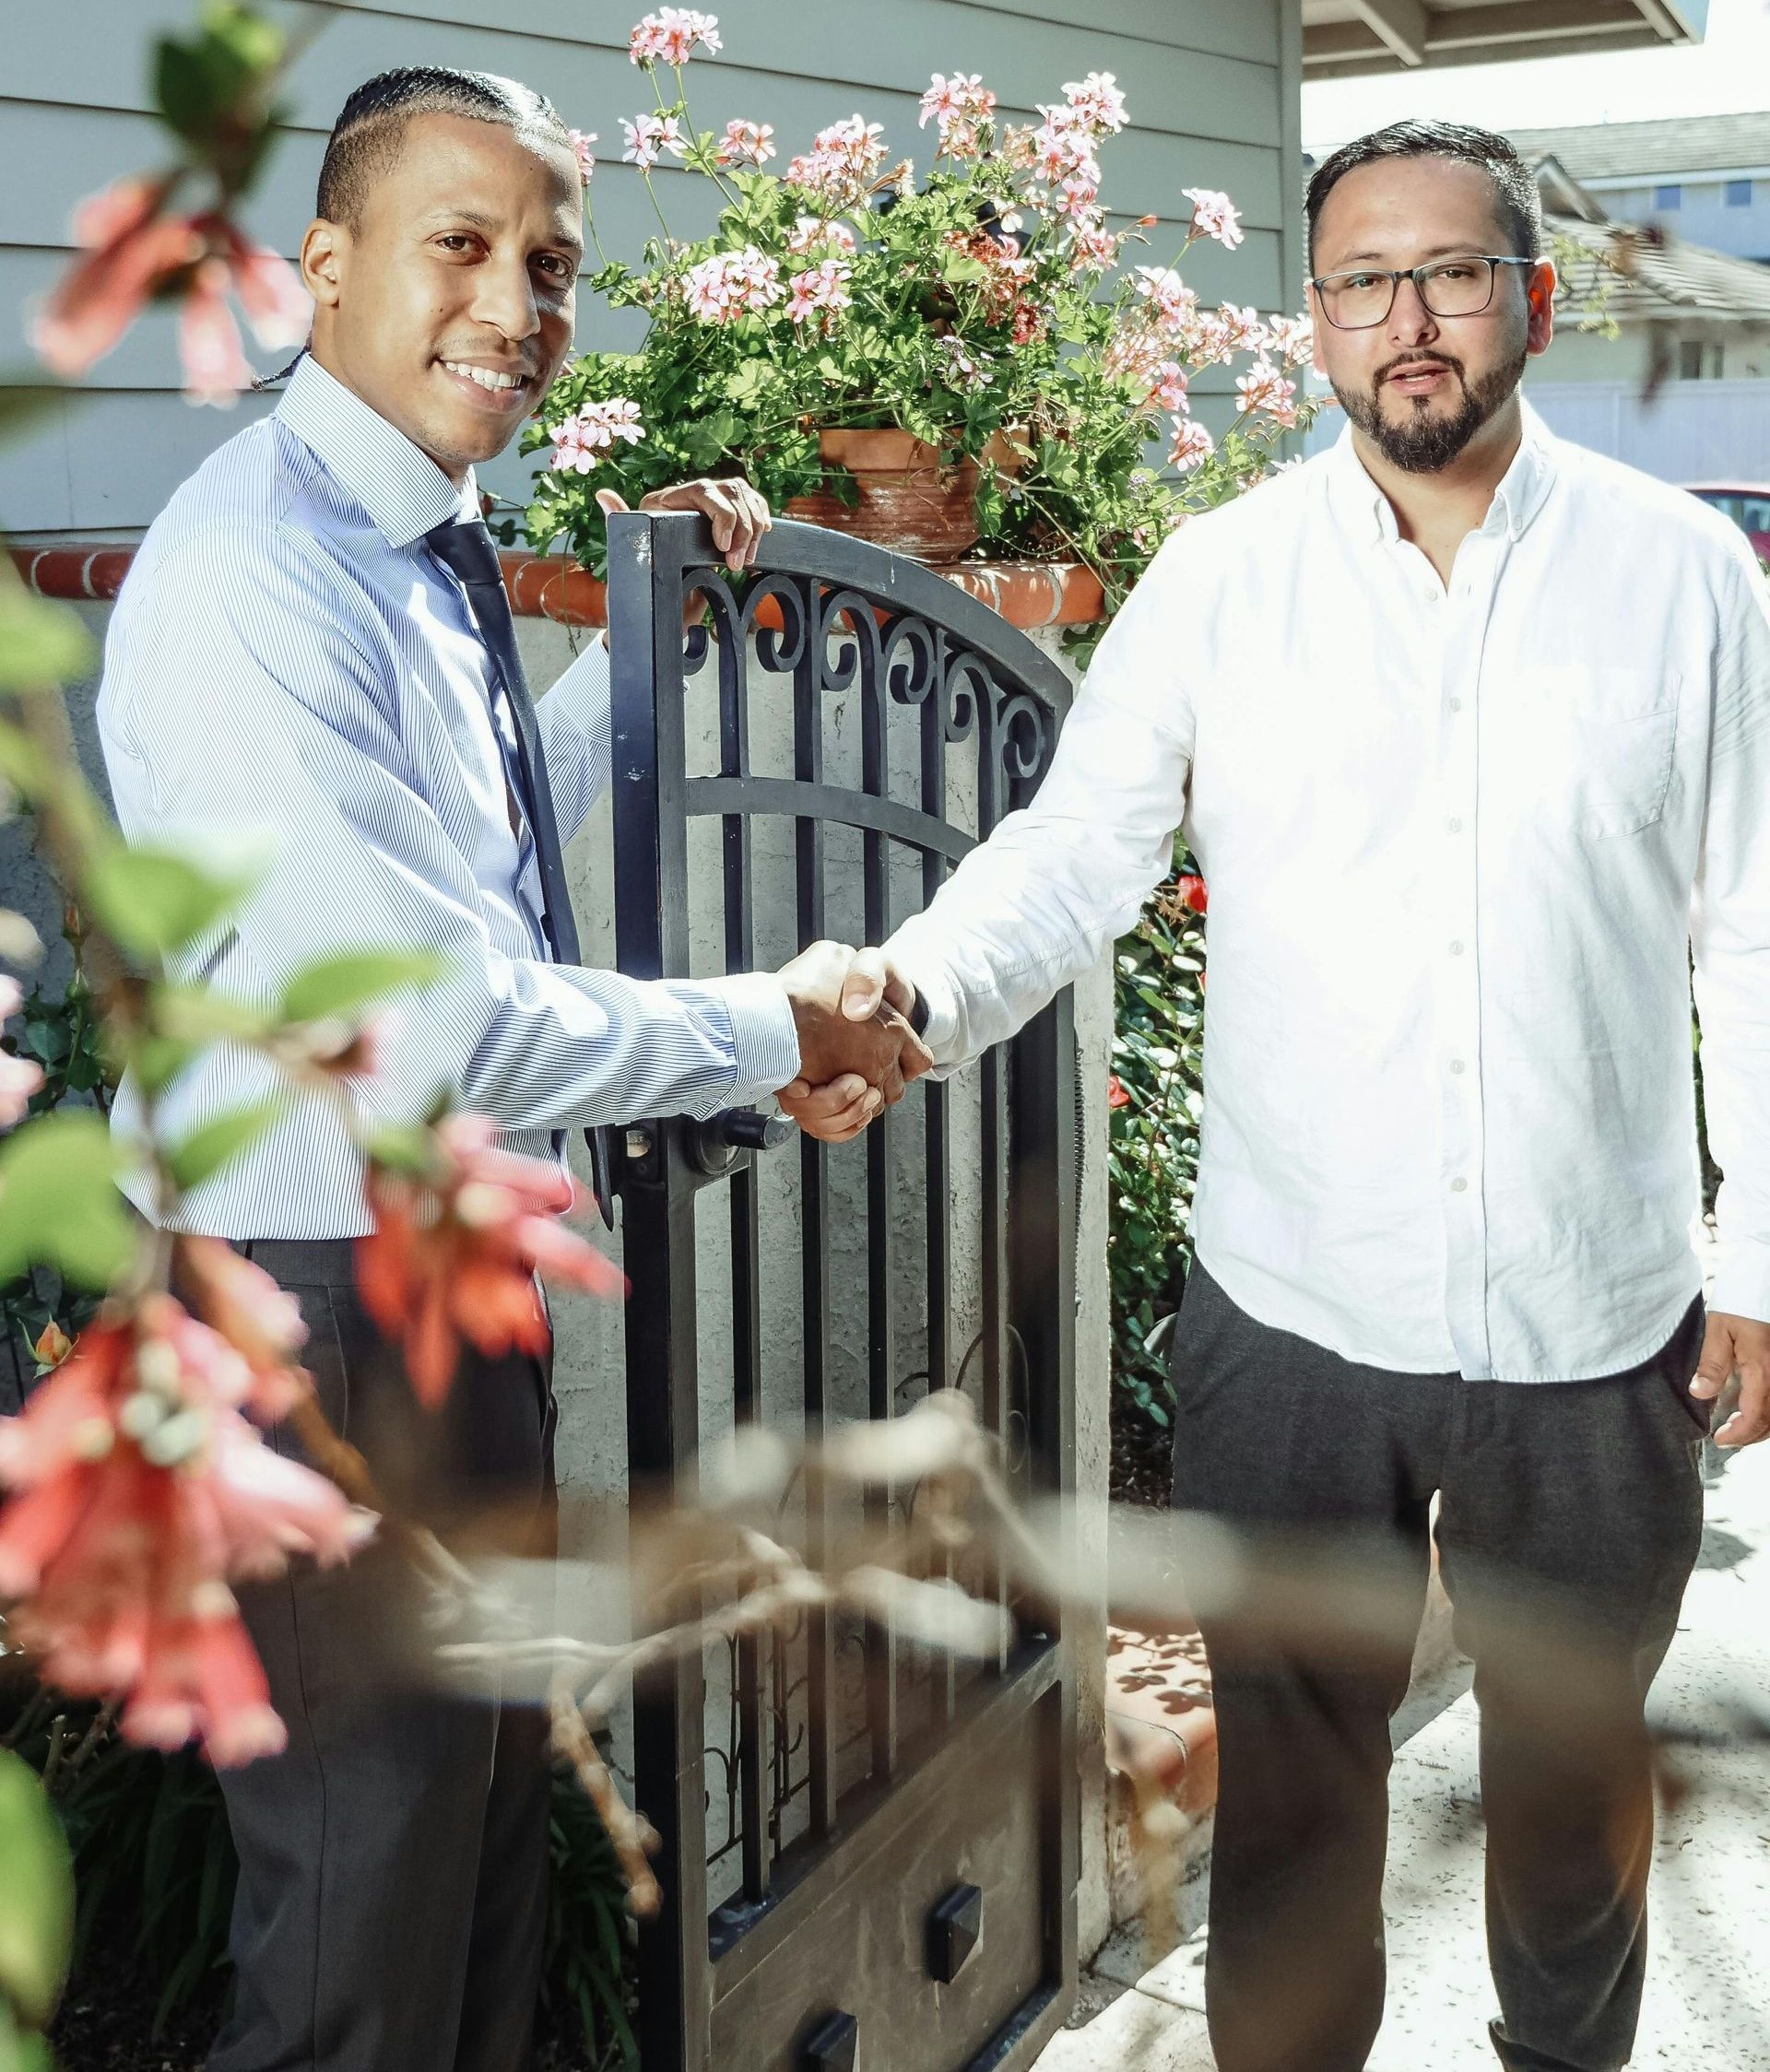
left=888, top=408, right=1770, bottom=1382
left=99, top=357, right=800, bottom=1239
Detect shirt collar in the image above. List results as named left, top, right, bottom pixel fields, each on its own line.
left=1326, top=395, right=1558, bottom=547
left=275, top=354, right=479, bottom=547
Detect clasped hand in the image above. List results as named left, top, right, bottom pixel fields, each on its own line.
left=777, top=944, right=925, bottom=1144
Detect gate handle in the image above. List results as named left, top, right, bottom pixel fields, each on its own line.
left=687, top=1105, right=794, bottom=1176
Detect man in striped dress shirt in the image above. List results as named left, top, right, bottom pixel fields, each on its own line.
left=97, top=67, right=920, bottom=2072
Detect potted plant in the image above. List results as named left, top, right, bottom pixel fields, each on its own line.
left=520, top=8, right=1317, bottom=618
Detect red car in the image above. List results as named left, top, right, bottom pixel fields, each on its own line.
left=1682, top=482, right=1770, bottom=559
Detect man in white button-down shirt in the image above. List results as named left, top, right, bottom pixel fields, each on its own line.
left=799, top=122, right=1770, bottom=2072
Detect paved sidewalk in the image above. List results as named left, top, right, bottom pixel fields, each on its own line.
left=1041, top=1440, right=1770, bottom=2070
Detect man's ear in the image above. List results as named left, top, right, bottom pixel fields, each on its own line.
left=301, top=218, right=347, bottom=310
left=1525, top=255, right=1557, bottom=357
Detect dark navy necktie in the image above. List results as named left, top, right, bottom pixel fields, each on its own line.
left=425, top=516, right=616, bottom=1221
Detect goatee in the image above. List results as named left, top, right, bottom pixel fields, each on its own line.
left=1332, top=344, right=1528, bottom=474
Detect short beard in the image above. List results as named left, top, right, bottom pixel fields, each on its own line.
left=1332, top=342, right=1528, bottom=474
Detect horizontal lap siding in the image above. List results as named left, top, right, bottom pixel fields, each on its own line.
left=1, top=0, right=1298, bottom=534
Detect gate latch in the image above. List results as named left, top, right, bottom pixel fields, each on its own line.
left=798, top=2009, right=858, bottom=2071
left=926, top=1882, right=984, bottom=1983
left=686, top=1105, right=795, bottom=1177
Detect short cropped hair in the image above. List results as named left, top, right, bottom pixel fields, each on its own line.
left=316, top=66, right=572, bottom=226
left=1305, top=120, right=1544, bottom=271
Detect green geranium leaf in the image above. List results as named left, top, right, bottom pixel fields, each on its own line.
left=165, top=1097, right=284, bottom=1193
left=0, top=1750, right=75, bottom=2034
left=0, top=1110, right=135, bottom=1288
left=278, top=948, right=446, bottom=1026
left=83, top=844, right=257, bottom=959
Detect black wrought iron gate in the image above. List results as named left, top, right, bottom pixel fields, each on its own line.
left=606, top=512, right=1079, bottom=2072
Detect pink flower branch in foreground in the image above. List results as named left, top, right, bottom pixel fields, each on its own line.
left=0, top=1300, right=373, bottom=1765
left=356, top=1116, right=626, bottom=1411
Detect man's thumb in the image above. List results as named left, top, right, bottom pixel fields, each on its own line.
left=596, top=489, right=630, bottom=516
left=841, top=954, right=886, bottom=1020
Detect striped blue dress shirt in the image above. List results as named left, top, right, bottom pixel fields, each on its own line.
left=98, top=355, right=801, bottom=1238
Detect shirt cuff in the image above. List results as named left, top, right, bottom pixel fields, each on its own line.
left=1709, top=1237, right=1770, bottom=1326
left=885, top=945, right=962, bottom=1071
left=714, top=970, right=802, bottom=1103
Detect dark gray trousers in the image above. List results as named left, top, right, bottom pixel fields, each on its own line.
left=206, top=1241, right=558, bottom=2072
left=1170, top=1262, right=1708, bottom=2072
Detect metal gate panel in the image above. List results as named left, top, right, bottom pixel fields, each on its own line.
left=606, top=513, right=1079, bottom=2072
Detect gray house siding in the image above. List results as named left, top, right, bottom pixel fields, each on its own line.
left=3, top=0, right=1304, bottom=536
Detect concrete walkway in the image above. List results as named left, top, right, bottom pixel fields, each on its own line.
left=1040, top=1439, right=1770, bottom=2070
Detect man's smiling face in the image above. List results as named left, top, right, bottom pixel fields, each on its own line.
left=303, top=111, right=583, bottom=481
left=1308, top=154, right=1554, bottom=475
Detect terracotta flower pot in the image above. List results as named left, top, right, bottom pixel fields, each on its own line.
left=785, top=426, right=1025, bottom=565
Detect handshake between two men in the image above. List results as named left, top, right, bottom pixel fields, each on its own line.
left=773, top=942, right=925, bottom=1146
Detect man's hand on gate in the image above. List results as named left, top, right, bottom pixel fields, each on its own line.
left=776, top=941, right=932, bottom=1145
left=596, top=479, right=771, bottom=571
left=1690, top=1311, right=1770, bottom=1447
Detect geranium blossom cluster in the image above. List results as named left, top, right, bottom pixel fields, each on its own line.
left=1183, top=187, right=1244, bottom=251
left=716, top=118, right=775, bottom=168
left=0, top=1255, right=373, bottom=1765
left=549, top=397, right=646, bottom=473
left=919, top=72, right=997, bottom=159
left=357, top=1114, right=624, bottom=1410
left=1236, top=357, right=1299, bottom=429
left=32, top=176, right=310, bottom=406
left=567, top=128, right=597, bottom=183
left=785, top=257, right=853, bottom=327
left=784, top=115, right=889, bottom=214
left=1, top=973, right=44, bottom=1126
left=681, top=244, right=784, bottom=324
left=621, top=112, right=688, bottom=170
left=629, top=6, right=721, bottom=66
left=788, top=215, right=856, bottom=257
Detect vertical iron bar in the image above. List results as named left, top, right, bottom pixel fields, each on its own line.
left=719, top=614, right=769, bottom=1903
left=795, top=582, right=839, bottom=1839
left=858, top=622, right=897, bottom=1783
left=919, top=661, right=956, bottom=1725
left=977, top=689, right=1011, bottom=1671
left=607, top=512, right=712, bottom=2071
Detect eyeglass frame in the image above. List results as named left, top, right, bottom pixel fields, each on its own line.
left=1306, top=254, right=1539, bottom=331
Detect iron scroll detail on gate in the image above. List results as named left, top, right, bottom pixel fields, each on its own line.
left=605, top=513, right=1080, bottom=2072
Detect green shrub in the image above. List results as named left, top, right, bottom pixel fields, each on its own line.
left=1107, top=868, right=1205, bottom=1430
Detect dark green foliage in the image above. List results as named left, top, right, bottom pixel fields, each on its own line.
left=1107, top=869, right=1205, bottom=1428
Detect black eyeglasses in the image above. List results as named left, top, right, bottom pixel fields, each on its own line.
left=1308, top=255, right=1536, bottom=331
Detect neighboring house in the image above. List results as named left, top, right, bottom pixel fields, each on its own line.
left=1508, top=110, right=1770, bottom=263
left=1301, top=0, right=1707, bottom=79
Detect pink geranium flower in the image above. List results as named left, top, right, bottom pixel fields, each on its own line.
left=1265, top=312, right=1315, bottom=366
left=785, top=258, right=852, bottom=325
left=1062, top=71, right=1129, bottom=138
left=716, top=119, right=775, bottom=168
left=1134, top=266, right=1198, bottom=333
left=1168, top=418, right=1216, bottom=472
left=1184, top=187, right=1244, bottom=251
left=549, top=397, right=646, bottom=473
left=0, top=1300, right=373, bottom=1765
left=1236, top=357, right=1299, bottom=429
left=356, top=1115, right=626, bottom=1412
left=567, top=129, right=597, bottom=182
left=629, top=6, right=721, bottom=66
left=920, top=72, right=997, bottom=159
left=785, top=116, right=888, bottom=212
left=681, top=246, right=784, bottom=325
left=620, top=113, right=688, bottom=171
left=788, top=215, right=857, bottom=256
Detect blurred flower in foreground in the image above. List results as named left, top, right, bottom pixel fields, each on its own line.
left=0, top=974, right=45, bottom=1125
left=30, top=178, right=310, bottom=406
left=1108, top=1075, right=1132, bottom=1111
left=357, top=1115, right=626, bottom=1411
left=0, top=1298, right=373, bottom=1765
left=1174, top=874, right=1209, bottom=915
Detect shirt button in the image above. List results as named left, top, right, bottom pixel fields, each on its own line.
left=1450, top=1058, right=1466, bottom=1075
left=1448, top=817, right=1464, bottom=833
left=1451, top=1177, right=1469, bottom=1193
left=1449, top=697, right=1464, bottom=712
left=1449, top=939, right=1465, bottom=956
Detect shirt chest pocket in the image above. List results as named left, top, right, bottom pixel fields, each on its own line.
left=1507, top=666, right=1680, bottom=840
